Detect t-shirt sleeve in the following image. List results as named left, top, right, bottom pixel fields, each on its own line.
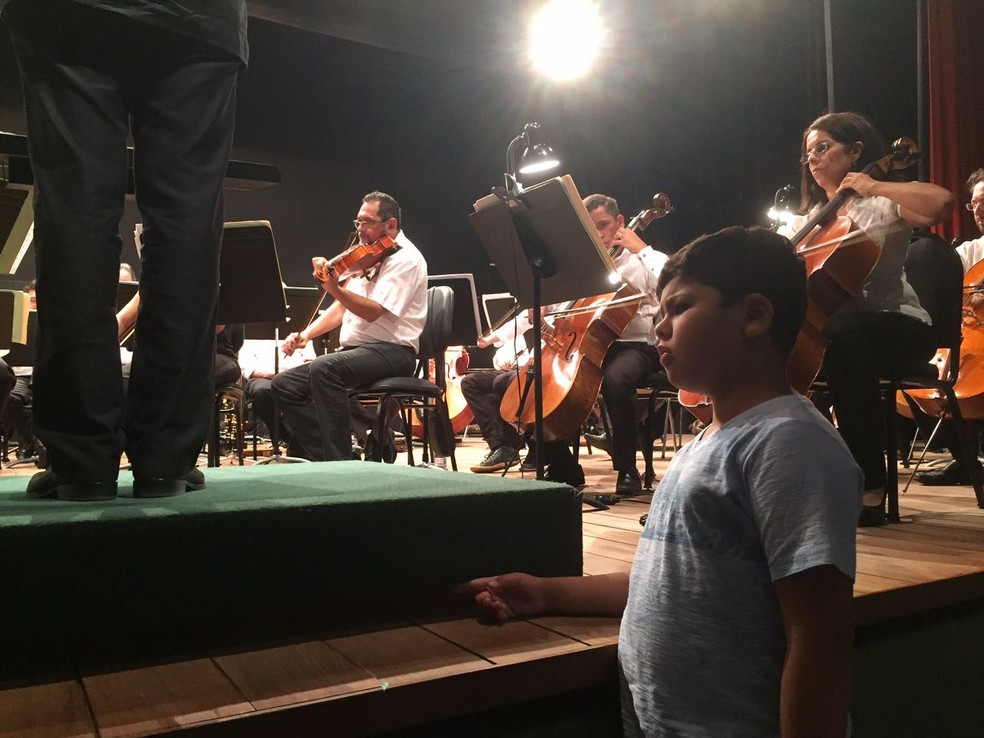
left=744, top=421, right=863, bottom=582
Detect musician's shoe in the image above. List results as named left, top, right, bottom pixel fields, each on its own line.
left=15, top=441, right=36, bottom=462
left=27, top=469, right=118, bottom=501
left=912, top=459, right=979, bottom=486
left=471, top=446, right=520, bottom=473
left=520, top=451, right=536, bottom=472
left=133, top=468, right=206, bottom=499
left=364, top=430, right=398, bottom=464
left=615, top=468, right=643, bottom=496
left=583, top=431, right=611, bottom=455
left=858, top=504, right=886, bottom=528
left=543, top=463, right=585, bottom=489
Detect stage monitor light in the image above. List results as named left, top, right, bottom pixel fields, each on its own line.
left=528, top=0, right=602, bottom=82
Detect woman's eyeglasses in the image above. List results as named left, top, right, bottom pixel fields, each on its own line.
left=799, top=140, right=839, bottom=165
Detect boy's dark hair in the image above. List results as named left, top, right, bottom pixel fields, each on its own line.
left=363, top=191, right=401, bottom=230
left=656, top=226, right=807, bottom=358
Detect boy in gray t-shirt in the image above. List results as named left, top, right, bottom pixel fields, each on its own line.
left=463, top=226, right=862, bottom=736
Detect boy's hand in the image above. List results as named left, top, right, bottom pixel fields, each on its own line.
left=456, top=572, right=547, bottom=620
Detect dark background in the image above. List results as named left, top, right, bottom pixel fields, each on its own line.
left=0, top=0, right=921, bottom=320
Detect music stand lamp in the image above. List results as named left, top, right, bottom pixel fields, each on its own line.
left=500, top=122, right=558, bottom=479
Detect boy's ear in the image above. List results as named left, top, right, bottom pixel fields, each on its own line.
left=741, top=293, right=774, bottom=340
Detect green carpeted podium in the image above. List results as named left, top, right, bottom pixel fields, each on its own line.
left=0, top=462, right=582, bottom=678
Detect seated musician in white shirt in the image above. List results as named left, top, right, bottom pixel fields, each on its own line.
left=272, top=191, right=428, bottom=461
left=240, top=337, right=315, bottom=451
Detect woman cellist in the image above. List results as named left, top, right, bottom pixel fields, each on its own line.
left=781, top=112, right=954, bottom=527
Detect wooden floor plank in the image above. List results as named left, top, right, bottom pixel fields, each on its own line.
left=212, top=640, right=379, bottom=711
left=531, top=615, right=622, bottom=647
left=0, top=680, right=94, bottom=738
left=583, top=551, right=633, bottom=576
left=324, top=625, right=491, bottom=688
left=582, top=535, right=638, bottom=563
left=82, top=658, right=252, bottom=738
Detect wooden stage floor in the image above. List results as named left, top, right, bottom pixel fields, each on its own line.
left=2, top=434, right=984, bottom=737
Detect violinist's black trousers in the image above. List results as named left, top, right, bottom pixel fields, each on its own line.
left=8, top=4, right=241, bottom=481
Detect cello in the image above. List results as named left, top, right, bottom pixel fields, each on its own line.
left=903, top=258, right=984, bottom=419
left=785, top=136, right=920, bottom=392
left=410, top=345, right=475, bottom=438
left=499, top=194, right=673, bottom=440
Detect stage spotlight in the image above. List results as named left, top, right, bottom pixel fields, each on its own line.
left=528, top=0, right=602, bottom=82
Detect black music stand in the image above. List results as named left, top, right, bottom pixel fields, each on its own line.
left=213, top=221, right=301, bottom=464
left=468, top=175, right=617, bottom=481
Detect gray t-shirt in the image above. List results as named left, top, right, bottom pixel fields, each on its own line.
left=619, top=394, right=862, bottom=736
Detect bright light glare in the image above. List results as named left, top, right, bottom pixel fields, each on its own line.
left=519, top=157, right=559, bottom=174
left=608, top=271, right=621, bottom=285
left=767, top=207, right=796, bottom=226
left=529, top=0, right=602, bottom=82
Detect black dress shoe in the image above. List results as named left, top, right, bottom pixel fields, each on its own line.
left=615, top=469, right=643, bottom=496
left=520, top=451, right=536, bottom=472
left=15, top=442, right=36, bottom=461
left=133, top=468, right=205, bottom=499
left=27, top=469, right=118, bottom=501
left=543, top=463, right=586, bottom=488
left=858, top=504, right=886, bottom=528
left=913, top=459, right=977, bottom=486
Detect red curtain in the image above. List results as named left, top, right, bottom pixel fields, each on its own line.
left=927, top=0, right=984, bottom=241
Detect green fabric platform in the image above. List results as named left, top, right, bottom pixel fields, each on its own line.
left=0, top=462, right=582, bottom=678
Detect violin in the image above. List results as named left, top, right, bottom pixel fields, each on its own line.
left=294, top=233, right=402, bottom=344
left=314, top=235, right=400, bottom=282
left=785, top=136, right=920, bottom=393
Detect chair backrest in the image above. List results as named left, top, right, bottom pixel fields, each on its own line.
left=417, top=285, right=455, bottom=360
left=904, top=233, right=964, bottom=351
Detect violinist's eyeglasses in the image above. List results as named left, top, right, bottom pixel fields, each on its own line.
left=353, top=218, right=384, bottom=229
left=965, top=200, right=984, bottom=213
left=799, top=140, right=839, bottom=165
